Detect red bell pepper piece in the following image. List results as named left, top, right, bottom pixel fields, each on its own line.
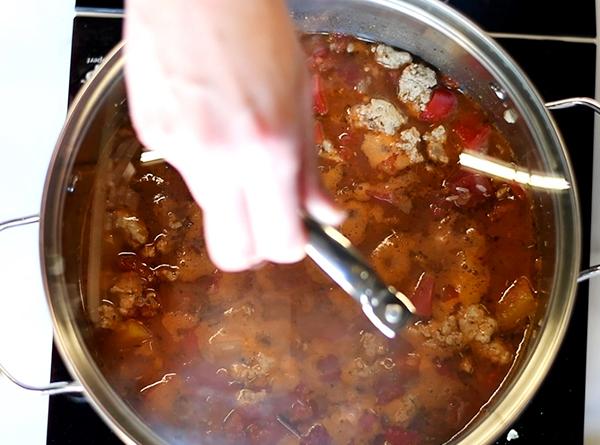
left=312, top=74, right=328, bottom=115
left=453, top=113, right=491, bottom=150
left=420, top=88, right=457, bottom=122
left=314, top=121, right=325, bottom=145
left=411, top=272, right=435, bottom=317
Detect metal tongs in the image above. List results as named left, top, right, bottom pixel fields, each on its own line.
left=303, top=216, right=415, bottom=338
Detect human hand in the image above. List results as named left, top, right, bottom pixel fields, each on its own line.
left=125, top=0, right=344, bottom=271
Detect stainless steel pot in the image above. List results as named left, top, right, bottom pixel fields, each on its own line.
left=2, top=0, right=600, bottom=444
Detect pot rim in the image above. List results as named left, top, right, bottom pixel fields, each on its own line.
left=40, top=1, right=581, bottom=444
left=40, top=40, right=164, bottom=445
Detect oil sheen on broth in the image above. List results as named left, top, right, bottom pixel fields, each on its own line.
left=92, top=34, right=540, bottom=445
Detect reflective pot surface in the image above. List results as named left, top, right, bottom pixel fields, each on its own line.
left=40, top=0, right=580, bottom=444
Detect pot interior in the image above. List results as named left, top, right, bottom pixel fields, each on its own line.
left=42, top=1, right=580, bottom=444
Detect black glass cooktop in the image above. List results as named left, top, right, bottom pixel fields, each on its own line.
left=75, top=0, right=597, bottom=37
left=49, top=3, right=595, bottom=444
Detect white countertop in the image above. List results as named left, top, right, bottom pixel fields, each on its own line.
left=1, top=1, right=600, bottom=444
left=0, top=1, right=74, bottom=443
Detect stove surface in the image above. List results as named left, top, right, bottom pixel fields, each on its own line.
left=45, top=2, right=598, bottom=444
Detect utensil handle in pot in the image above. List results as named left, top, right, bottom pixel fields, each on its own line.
left=579, top=265, right=600, bottom=283
left=545, top=97, right=600, bottom=283
left=0, top=215, right=83, bottom=396
left=303, top=215, right=415, bottom=338
left=546, top=97, right=600, bottom=113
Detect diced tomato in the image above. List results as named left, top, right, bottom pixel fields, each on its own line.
left=429, top=196, right=453, bottom=219
left=301, top=424, right=332, bottom=445
left=410, top=272, right=435, bottom=317
left=303, top=313, right=347, bottom=342
left=439, top=74, right=460, bottom=89
left=180, top=330, right=199, bottom=356
left=338, top=60, right=365, bottom=89
left=307, top=41, right=333, bottom=71
left=453, top=113, right=491, bottom=150
left=239, top=394, right=291, bottom=424
left=380, top=154, right=402, bottom=175
left=289, top=398, right=315, bottom=423
left=247, top=421, right=285, bottom=445
left=312, top=45, right=329, bottom=59
left=433, top=357, right=455, bottom=377
left=445, top=170, right=493, bottom=208
left=316, top=354, right=341, bottom=383
left=181, top=360, right=232, bottom=391
left=441, top=285, right=459, bottom=302
left=294, top=383, right=310, bottom=398
left=223, top=410, right=247, bottom=441
left=446, top=397, right=468, bottom=429
left=488, top=199, right=514, bottom=222
left=338, top=130, right=357, bottom=146
left=398, top=361, right=422, bottom=386
left=374, top=372, right=406, bottom=405
left=480, top=366, right=505, bottom=392
left=206, top=270, right=222, bottom=295
left=509, top=182, right=527, bottom=200
left=117, top=252, right=154, bottom=281
left=387, top=69, right=402, bottom=87
left=335, top=131, right=360, bottom=161
left=420, top=88, right=457, bottom=122
left=388, top=336, right=417, bottom=362
left=311, top=45, right=329, bottom=64
left=314, top=121, right=325, bottom=145
left=359, top=410, right=379, bottom=432
left=383, top=427, right=420, bottom=445
left=313, top=74, right=328, bottom=115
